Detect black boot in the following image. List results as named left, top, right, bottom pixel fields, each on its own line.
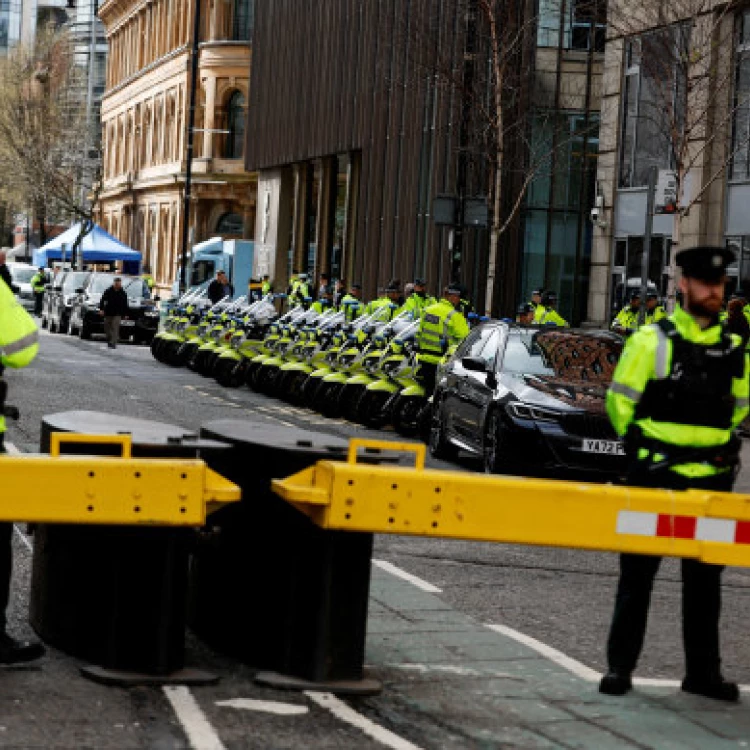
left=599, top=671, right=632, bottom=696
left=0, top=634, right=45, bottom=664
left=681, top=675, right=739, bottom=702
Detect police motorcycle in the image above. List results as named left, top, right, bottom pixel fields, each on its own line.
left=251, top=303, right=332, bottom=395
left=328, top=309, right=415, bottom=421
left=355, top=319, right=422, bottom=429
left=188, top=296, right=249, bottom=376
left=301, top=306, right=396, bottom=414
left=212, top=295, right=280, bottom=387
left=245, top=303, right=310, bottom=391
left=150, top=287, right=208, bottom=364
left=275, top=308, right=346, bottom=405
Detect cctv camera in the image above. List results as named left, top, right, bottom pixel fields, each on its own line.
left=590, top=206, right=600, bottom=222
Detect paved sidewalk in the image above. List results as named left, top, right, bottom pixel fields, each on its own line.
left=364, top=567, right=750, bottom=749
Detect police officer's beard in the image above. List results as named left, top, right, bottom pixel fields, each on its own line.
left=684, top=290, right=723, bottom=320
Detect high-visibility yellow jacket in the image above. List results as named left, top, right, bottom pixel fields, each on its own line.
left=30, top=273, right=45, bottom=294
left=416, top=298, right=470, bottom=365
left=534, top=306, right=568, bottom=327
left=399, top=293, right=436, bottom=320
left=611, top=306, right=640, bottom=334
left=261, top=281, right=272, bottom=296
left=644, top=305, right=667, bottom=325
left=0, top=280, right=39, bottom=435
left=365, top=296, right=398, bottom=320
left=606, top=307, right=749, bottom=478
left=339, top=294, right=363, bottom=322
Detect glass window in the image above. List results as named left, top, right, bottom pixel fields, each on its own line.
left=732, top=11, right=750, bottom=181
left=619, top=26, right=689, bottom=188
left=462, top=326, right=497, bottom=360
left=233, top=0, right=255, bottom=41
left=216, top=213, right=244, bottom=234
left=224, top=91, right=246, bottom=159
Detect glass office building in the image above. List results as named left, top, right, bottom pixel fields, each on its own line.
left=0, top=0, right=22, bottom=54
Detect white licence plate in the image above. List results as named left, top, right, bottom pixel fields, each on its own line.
left=581, top=439, right=624, bottom=455
left=120, top=320, right=135, bottom=327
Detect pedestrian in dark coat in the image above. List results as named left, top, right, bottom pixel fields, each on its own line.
left=99, top=277, right=129, bottom=349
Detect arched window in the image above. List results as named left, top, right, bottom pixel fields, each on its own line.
left=224, top=91, right=246, bottom=159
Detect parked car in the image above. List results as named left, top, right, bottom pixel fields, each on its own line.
left=47, top=270, right=91, bottom=334
left=69, top=273, right=159, bottom=344
left=429, top=323, right=627, bottom=478
left=8, top=263, right=38, bottom=312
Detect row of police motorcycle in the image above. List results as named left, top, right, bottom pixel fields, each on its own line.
left=150, top=288, right=458, bottom=436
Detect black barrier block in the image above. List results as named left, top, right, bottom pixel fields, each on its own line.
left=194, top=420, right=391, bottom=690
left=30, top=411, right=228, bottom=680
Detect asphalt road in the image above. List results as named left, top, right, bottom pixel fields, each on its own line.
left=3, top=326, right=750, bottom=748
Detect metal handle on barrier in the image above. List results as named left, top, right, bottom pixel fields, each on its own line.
left=49, top=433, right=133, bottom=459
left=346, top=438, right=425, bottom=470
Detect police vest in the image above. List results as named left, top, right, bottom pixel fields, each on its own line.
left=635, top=319, right=744, bottom=430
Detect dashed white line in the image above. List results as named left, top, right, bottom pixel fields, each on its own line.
left=372, top=559, right=442, bottom=593
left=305, top=691, right=424, bottom=750
left=216, top=698, right=308, bottom=715
left=163, top=686, right=226, bottom=750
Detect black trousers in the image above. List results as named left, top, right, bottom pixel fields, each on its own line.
left=606, top=469, right=734, bottom=680
left=33, top=293, right=43, bottom=316
left=418, top=362, right=437, bottom=397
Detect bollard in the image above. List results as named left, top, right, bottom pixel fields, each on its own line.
left=194, top=420, right=395, bottom=695
left=30, top=411, right=229, bottom=686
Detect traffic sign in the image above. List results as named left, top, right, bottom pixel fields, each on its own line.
left=654, top=169, right=678, bottom=214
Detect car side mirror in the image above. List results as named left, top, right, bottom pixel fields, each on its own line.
left=461, top=355, right=489, bottom=372
left=75, top=287, right=84, bottom=294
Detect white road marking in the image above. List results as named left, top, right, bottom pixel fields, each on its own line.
left=386, top=663, right=512, bottom=678
left=163, top=686, right=226, bottom=750
left=372, top=559, right=442, bottom=593
left=485, top=623, right=601, bottom=682
left=215, top=698, right=309, bottom=715
left=305, top=691, right=423, bottom=750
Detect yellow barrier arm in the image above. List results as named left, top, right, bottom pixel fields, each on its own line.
left=272, top=439, right=750, bottom=568
left=0, top=434, right=240, bottom=526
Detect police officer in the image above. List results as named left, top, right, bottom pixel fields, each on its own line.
left=644, top=291, right=667, bottom=325
left=516, top=303, right=535, bottom=325
left=600, top=245, right=748, bottom=702
left=30, top=266, right=46, bottom=316
left=365, top=280, right=402, bottom=320
left=289, top=273, right=311, bottom=306
left=339, top=283, right=364, bottom=322
left=416, top=283, right=470, bottom=396
left=611, top=292, right=641, bottom=336
left=311, top=286, right=334, bottom=314
left=533, top=291, right=568, bottom=326
left=529, top=289, right=543, bottom=312
left=0, top=280, right=46, bottom=664
left=400, top=278, right=436, bottom=319
left=141, top=266, right=155, bottom=292
left=261, top=275, right=273, bottom=297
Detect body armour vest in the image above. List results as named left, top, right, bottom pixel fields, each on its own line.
left=635, top=319, right=744, bottom=430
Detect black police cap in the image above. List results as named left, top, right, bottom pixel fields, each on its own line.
left=628, top=290, right=641, bottom=301
left=446, top=283, right=463, bottom=296
left=541, top=291, right=557, bottom=304
left=414, top=278, right=426, bottom=286
left=351, top=282, right=362, bottom=290
left=646, top=290, right=659, bottom=299
left=517, top=303, right=534, bottom=315
left=675, top=246, right=735, bottom=281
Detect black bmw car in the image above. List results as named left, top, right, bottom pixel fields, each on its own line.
left=429, top=323, right=627, bottom=478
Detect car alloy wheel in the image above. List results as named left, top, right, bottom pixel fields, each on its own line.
left=483, top=409, right=505, bottom=474
left=429, top=400, right=455, bottom=460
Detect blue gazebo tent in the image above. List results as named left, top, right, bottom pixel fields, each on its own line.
left=33, top=223, right=142, bottom=273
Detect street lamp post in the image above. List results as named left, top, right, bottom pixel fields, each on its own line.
left=179, top=0, right=202, bottom=293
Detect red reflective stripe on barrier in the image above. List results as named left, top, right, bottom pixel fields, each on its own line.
left=735, top=521, right=750, bottom=545
left=656, top=514, right=697, bottom=540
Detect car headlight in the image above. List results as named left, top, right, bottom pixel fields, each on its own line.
left=506, top=403, right=560, bottom=422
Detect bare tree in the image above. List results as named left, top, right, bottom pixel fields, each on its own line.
left=395, top=0, right=602, bottom=316
left=0, top=26, right=102, bottom=256
left=606, top=0, right=748, bottom=306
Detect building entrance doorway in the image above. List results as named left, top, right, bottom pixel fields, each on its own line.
left=610, top=235, right=671, bottom=319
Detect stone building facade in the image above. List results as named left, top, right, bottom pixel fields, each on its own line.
left=588, top=1, right=750, bottom=324
left=97, top=0, right=255, bottom=290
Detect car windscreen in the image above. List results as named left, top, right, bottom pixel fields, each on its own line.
left=10, top=267, right=36, bottom=283
left=88, top=275, right=116, bottom=293
left=62, top=272, right=89, bottom=291
left=503, top=331, right=623, bottom=384
left=123, top=277, right=149, bottom=299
